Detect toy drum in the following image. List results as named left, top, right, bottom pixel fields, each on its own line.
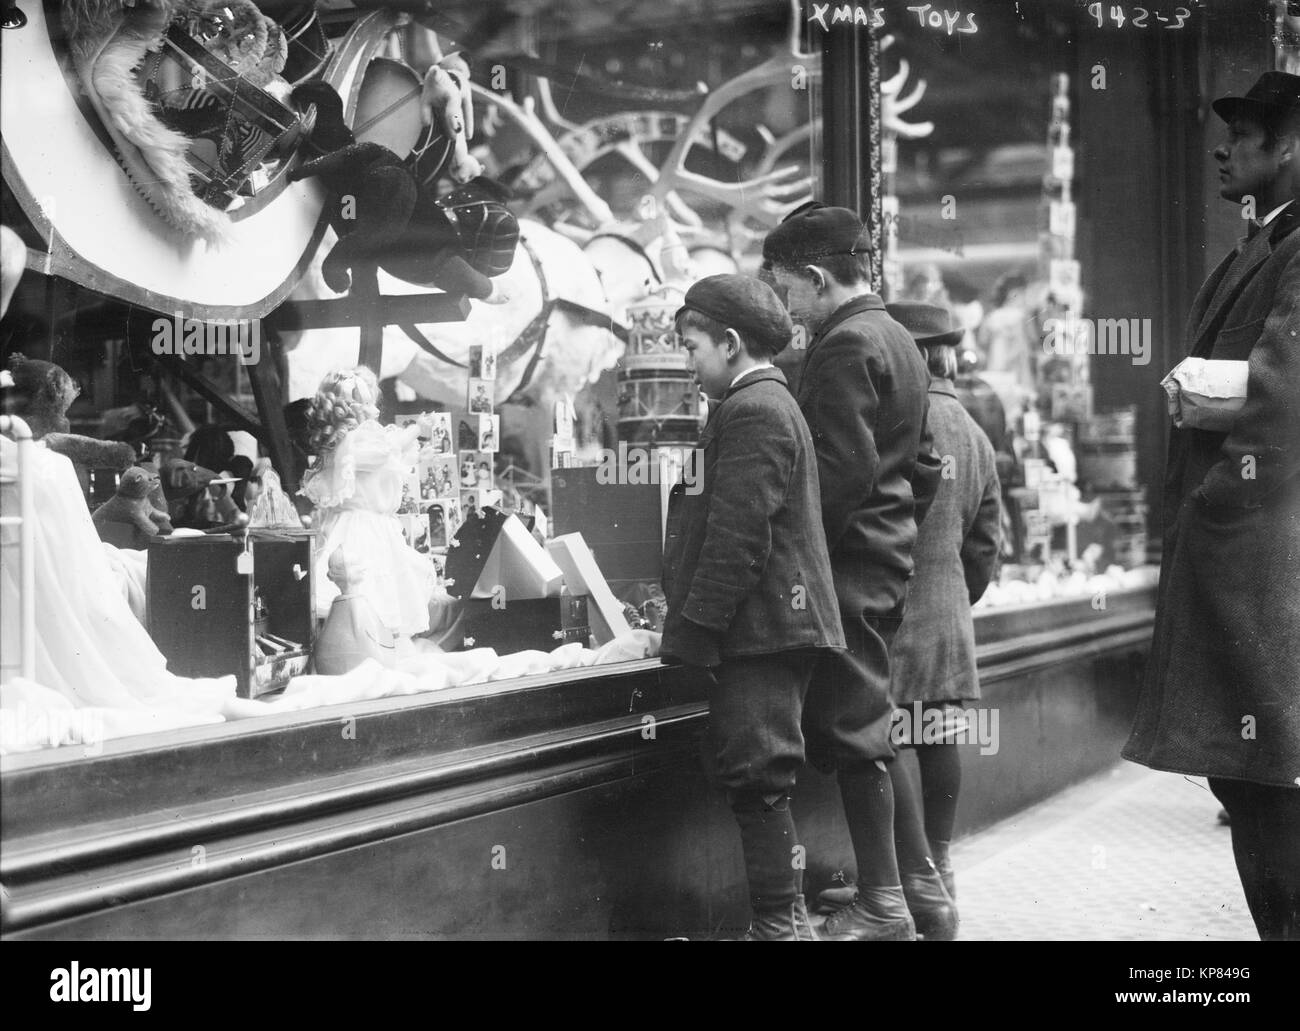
left=617, top=374, right=704, bottom=448
left=618, top=286, right=702, bottom=448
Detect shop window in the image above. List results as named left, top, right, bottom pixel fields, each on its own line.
left=1, top=0, right=822, bottom=762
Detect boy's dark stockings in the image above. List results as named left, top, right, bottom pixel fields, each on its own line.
left=917, top=742, right=962, bottom=856
left=839, top=759, right=901, bottom=887
left=731, top=790, right=801, bottom=907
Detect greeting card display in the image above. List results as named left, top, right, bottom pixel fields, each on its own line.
left=398, top=513, right=430, bottom=553
left=422, top=453, right=459, bottom=497
left=459, top=451, right=494, bottom=488
left=476, top=414, right=500, bottom=452
left=461, top=488, right=503, bottom=519
left=467, top=379, right=495, bottom=414
left=427, top=413, right=454, bottom=453
left=427, top=497, right=462, bottom=549
left=468, top=344, right=498, bottom=382
left=395, top=411, right=453, bottom=453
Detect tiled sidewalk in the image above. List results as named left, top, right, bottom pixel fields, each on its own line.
left=950, top=763, right=1256, bottom=941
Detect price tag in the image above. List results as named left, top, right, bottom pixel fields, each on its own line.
left=236, top=550, right=253, bottom=575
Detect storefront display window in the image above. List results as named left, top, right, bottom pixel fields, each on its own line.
left=6, top=0, right=1284, bottom=946
left=0, top=0, right=1195, bottom=763
left=1, top=0, right=827, bottom=760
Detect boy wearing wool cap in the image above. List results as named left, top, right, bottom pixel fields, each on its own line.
left=662, top=273, right=845, bottom=940
left=762, top=203, right=944, bottom=941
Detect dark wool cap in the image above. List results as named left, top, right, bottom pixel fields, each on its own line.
left=762, top=202, right=872, bottom=267
left=675, top=274, right=794, bottom=356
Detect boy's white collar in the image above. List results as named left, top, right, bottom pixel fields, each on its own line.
left=729, top=362, right=774, bottom=390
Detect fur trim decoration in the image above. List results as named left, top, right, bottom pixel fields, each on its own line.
left=60, top=0, right=295, bottom=243
left=64, top=0, right=230, bottom=242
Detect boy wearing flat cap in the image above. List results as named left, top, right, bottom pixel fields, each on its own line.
left=761, top=203, right=942, bottom=941
left=1124, top=71, right=1300, bottom=940
left=662, top=273, right=845, bottom=940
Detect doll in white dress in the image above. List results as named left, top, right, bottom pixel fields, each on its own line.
left=300, top=368, right=434, bottom=638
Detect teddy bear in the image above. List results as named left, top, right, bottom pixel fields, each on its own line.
left=179, top=0, right=288, bottom=91
left=2, top=354, right=137, bottom=472
left=287, top=75, right=516, bottom=299
left=92, top=466, right=174, bottom=548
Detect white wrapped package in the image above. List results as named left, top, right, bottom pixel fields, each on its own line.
left=1161, top=357, right=1249, bottom=431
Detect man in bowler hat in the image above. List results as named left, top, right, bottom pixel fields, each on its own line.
left=662, top=274, right=846, bottom=939
left=761, top=204, right=942, bottom=940
left=1124, top=71, right=1300, bottom=939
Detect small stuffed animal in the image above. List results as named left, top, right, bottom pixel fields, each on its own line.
left=289, top=139, right=419, bottom=293
left=384, top=175, right=519, bottom=299
left=288, top=81, right=420, bottom=292
left=3, top=355, right=137, bottom=471
left=418, top=54, right=482, bottom=185
left=93, top=466, right=174, bottom=547
left=288, top=82, right=515, bottom=299
left=182, top=0, right=288, bottom=89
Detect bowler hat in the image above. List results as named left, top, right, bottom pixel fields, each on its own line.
left=1212, top=71, right=1300, bottom=126
left=885, top=301, right=964, bottom=349
left=675, top=273, right=794, bottom=357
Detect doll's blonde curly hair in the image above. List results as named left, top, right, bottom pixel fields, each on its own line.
left=305, top=367, right=380, bottom=453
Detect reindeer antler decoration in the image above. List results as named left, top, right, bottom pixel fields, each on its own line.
left=647, top=55, right=815, bottom=228
left=880, top=35, right=934, bottom=139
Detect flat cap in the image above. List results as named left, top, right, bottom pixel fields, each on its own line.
left=762, top=201, right=872, bottom=267
left=675, top=273, right=794, bottom=356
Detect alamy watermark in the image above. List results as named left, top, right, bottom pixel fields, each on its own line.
left=890, top=701, right=1000, bottom=756
left=1042, top=316, right=1151, bottom=366
left=151, top=312, right=261, bottom=366
left=594, top=443, right=703, bottom=495
left=50, top=963, right=151, bottom=1010
left=0, top=703, right=104, bottom=756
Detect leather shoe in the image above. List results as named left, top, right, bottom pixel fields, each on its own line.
left=902, top=864, right=958, bottom=941
left=934, top=854, right=956, bottom=900
left=738, top=894, right=821, bottom=940
left=817, top=886, right=916, bottom=941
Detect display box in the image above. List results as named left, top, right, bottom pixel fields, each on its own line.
left=147, top=530, right=314, bottom=699
left=444, top=507, right=562, bottom=601
left=458, top=594, right=590, bottom=654
left=547, top=532, right=634, bottom=645
left=550, top=467, right=664, bottom=592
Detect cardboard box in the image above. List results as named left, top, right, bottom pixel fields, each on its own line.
left=547, top=532, right=633, bottom=645
left=458, top=595, right=590, bottom=654
left=550, top=467, right=664, bottom=591
left=444, top=508, right=562, bottom=601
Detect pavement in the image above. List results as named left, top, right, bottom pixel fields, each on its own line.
left=950, top=763, right=1256, bottom=941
